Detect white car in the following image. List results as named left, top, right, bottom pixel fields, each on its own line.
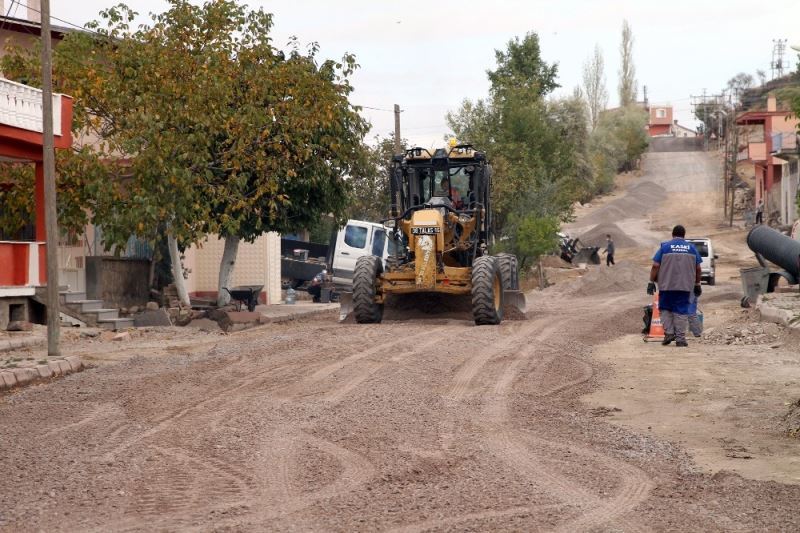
left=686, top=238, right=718, bottom=285
left=329, top=219, right=390, bottom=287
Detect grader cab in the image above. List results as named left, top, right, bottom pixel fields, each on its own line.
left=350, top=142, right=525, bottom=325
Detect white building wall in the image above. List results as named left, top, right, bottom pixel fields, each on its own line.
left=184, top=232, right=282, bottom=305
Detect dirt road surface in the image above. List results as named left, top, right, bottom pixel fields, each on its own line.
left=2, top=145, right=799, bottom=531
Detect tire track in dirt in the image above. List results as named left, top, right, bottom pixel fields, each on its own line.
left=445, top=319, right=543, bottom=401
left=39, top=403, right=123, bottom=439
left=98, top=327, right=401, bottom=461
left=480, top=318, right=654, bottom=532
left=275, top=323, right=441, bottom=401
left=385, top=503, right=565, bottom=533
left=207, top=428, right=377, bottom=529
left=101, top=444, right=254, bottom=533
left=322, top=329, right=448, bottom=404
left=80, top=323, right=396, bottom=529
left=535, top=354, right=596, bottom=398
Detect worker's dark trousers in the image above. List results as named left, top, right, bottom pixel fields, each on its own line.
left=661, top=311, right=688, bottom=343
left=755, top=212, right=763, bottom=224
left=606, top=254, right=615, bottom=266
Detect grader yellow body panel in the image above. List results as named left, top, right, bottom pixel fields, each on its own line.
left=409, top=209, right=443, bottom=290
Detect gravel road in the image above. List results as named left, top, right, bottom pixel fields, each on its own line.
left=2, top=146, right=799, bottom=531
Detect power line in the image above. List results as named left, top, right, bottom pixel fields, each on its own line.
left=0, top=0, right=18, bottom=36
left=358, top=105, right=402, bottom=113
left=15, top=2, right=102, bottom=36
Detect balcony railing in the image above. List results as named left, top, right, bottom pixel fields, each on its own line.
left=771, top=132, right=798, bottom=154
left=0, top=77, right=62, bottom=136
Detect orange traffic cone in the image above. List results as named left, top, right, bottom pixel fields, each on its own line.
left=644, top=292, right=665, bottom=342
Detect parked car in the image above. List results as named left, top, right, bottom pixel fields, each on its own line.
left=686, top=237, right=718, bottom=285
left=329, top=220, right=390, bottom=287
left=281, top=219, right=389, bottom=291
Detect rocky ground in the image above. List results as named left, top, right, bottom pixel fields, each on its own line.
left=1, top=145, right=799, bottom=531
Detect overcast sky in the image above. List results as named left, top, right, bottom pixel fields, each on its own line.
left=41, top=0, right=800, bottom=147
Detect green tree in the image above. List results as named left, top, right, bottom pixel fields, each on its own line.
left=513, top=214, right=560, bottom=268
left=618, top=20, right=637, bottom=106
left=447, top=32, right=584, bottom=265
left=582, top=44, right=608, bottom=130
left=593, top=105, right=649, bottom=173
left=2, top=0, right=367, bottom=305
left=346, top=134, right=406, bottom=222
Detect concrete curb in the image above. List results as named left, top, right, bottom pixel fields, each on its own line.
left=0, top=336, right=45, bottom=353
left=757, top=294, right=800, bottom=328
left=266, top=307, right=337, bottom=324
left=0, top=355, right=83, bottom=392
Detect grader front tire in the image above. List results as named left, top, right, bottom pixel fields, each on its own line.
left=471, top=256, right=504, bottom=325
left=353, top=255, right=384, bottom=324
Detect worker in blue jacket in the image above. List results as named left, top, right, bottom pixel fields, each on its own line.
left=647, top=225, right=703, bottom=347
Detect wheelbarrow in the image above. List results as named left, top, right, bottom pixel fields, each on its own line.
left=223, top=285, right=263, bottom=312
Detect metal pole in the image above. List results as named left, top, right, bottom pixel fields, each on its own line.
left=393, top=104, right=401, bottom=155
left=41, top=0, right=60, bottom=357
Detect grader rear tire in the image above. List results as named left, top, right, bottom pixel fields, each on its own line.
left=495, top=253, right=519, bottom=290
left=471, top=256, right=504, bottom=325
left=353, top=255, right=384, bottom=324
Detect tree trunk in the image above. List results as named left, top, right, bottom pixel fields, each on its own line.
left=167, top=234, right=191, bottom=307
left=217, top=234, right=240, bottom=307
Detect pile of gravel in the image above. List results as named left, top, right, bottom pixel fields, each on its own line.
left=563, top=261, right=649, bottom=297
left=700, top=321, right=785, bottom=346
left=782, top=399, right=800, bottom=438
left=539, top=255, right=575, bottom=269
left=579, top=222, right=639, bottom=249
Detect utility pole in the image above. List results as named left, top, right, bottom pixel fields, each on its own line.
left=393, top=104, right=402, bottom=155
left=691, top=89, right=725, bottom=153
left=41, top=0, right=60, bottom=357
left=730, top=112, right=738, bottom=228
left=702, top=88, right=708, bottom=151
left=723, top=111, right=729, bottom=219
left=771, top=39, right=787, bottom=80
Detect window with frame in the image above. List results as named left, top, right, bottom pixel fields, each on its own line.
left=371, top=230, right=385, bottom=257
left=656, top=108, right=667, bottom=119
left=344, top=225, right=368, bottom=249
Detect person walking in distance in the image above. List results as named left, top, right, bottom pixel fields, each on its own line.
left=602, top=234, right=615, bottom=266
left=647, top=225, right=702, bottom=347
left=755, top=199, right=764, bottom=225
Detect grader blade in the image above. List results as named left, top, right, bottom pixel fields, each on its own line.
left=338, top=291, right=354, bottom=322
left=503, top=290, right=526, bottom=314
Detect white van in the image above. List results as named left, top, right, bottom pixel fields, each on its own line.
left=686, top=238, right=717, bottom=285
left=330, top=220, right=390, bottom=287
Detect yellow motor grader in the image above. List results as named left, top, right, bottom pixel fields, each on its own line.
left=345, top=141, right=525, bottom=325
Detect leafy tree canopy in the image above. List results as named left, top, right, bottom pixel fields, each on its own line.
left=1, top=0, right=368, bottom=252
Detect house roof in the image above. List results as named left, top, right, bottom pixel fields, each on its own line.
left=0, top=15, right=74, bottom=39
left=736, top=110, right=794, bottom=124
